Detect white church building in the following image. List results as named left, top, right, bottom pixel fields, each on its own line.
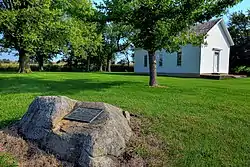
left=134, top=19, right=234, bottom=77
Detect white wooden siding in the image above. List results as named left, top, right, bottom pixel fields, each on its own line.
left=134, top=45, right=201, bottom=74
left=200, top=22, right=230, bottom=74
left=134, top=49, right=149, bottom=73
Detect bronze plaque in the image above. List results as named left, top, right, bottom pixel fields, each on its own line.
left=64, top=107, right=104, bottom=123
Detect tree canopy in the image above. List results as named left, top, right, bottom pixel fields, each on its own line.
left=0, top=0, right=101, bottom=73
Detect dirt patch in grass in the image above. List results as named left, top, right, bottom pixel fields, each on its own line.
left=0, top=116, right=168, bottom=167
left=0, top=124, right=73, bottom=167
left=122, top=116, right=170, bottom=167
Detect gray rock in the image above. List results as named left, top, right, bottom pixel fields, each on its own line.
left=18, top=96, right=132, bottom=167
left=123, top=111, right=131, bottom=124
left=19, top=96, right=77, bottom=140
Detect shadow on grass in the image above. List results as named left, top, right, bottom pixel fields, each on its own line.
left=99, top=72, right=149, bottom=76
left=0, top=118, right=20, bottom=129
left=0, top=76, right=139, bottom=95
left=0, top=75, right=140, bottom=128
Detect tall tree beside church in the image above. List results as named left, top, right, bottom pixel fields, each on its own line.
left=228, top=10, right=250, bottom=69
left=103, top=0, right=242, bottom=86
left=0, top=0, right=101, bottom=73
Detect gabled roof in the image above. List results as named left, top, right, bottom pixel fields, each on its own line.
left=193, top=18, right=234, bottom=46
left=194, top=19, right=221, bottom=35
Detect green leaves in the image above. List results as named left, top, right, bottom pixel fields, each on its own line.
left=105, top=0, right=242, bottom=52
left=0, top=0, right=101, bottom=61
left=228, top=9, right=250, bottom=69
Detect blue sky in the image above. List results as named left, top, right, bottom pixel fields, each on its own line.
left=223, top=0, right=249, bottom=22
left=1, top=0, right=249, bottom=61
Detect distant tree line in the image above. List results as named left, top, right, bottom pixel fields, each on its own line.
left=0, top=59, right=11, bottom=63
left=0, top=63, right=134, bottom=72
left=0, top=0, right=243, bottom=86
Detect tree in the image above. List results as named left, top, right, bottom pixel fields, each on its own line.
left=92, top=5, right=133, bottom=72
left=63, top=37, right=102, bottom=72
left=228, top=10, right=250, bottom=70
left=119, top=45, right=134, bottom=69
left=62, top=47, right=81, bottom=71
left=0, top=0, right=101, bottom=73
left=103, top=23, right=132, bottom=72
left=0, top=0, right=62, bottom=72
left=32, top=21, right=70, bottom=71
left=104, top=0, right=242, bottom=86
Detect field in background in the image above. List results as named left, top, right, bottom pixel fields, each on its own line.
left=0, top=72, right=250, bottom=166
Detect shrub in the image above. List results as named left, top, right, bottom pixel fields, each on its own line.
left=233, top=66, right=250, bottom=75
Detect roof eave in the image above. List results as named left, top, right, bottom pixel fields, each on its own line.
left=220, top=20, right=235, bottom=46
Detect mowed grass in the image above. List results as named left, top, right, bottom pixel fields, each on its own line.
left=0, top=72, right=250, bottom=166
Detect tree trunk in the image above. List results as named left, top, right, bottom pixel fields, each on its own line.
left=127, top=57, right=130, bottom=71
left=68, top=56, right=73, bottom=71
left=148, top=51, right=157, bottom=86
left=87, top=56, right=90, bottom=72
left=38, top=54, right=44, bottom=71
left=106, top=57, right=111, bottom=72
left=18, top=49, right=31, bottom=73
left=99, top=62, right=103, bottom=72
left=99, top=55, right=103, bottom=72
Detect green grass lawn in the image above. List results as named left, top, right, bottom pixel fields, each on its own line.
left=1, top=72, right=250, bottom=166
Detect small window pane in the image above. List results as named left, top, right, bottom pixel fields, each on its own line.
left=144, top=55, right=147, bottom=67
left=177, top=50, right=182, bottom=66
left=159, top=53, right=163, bottom=67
